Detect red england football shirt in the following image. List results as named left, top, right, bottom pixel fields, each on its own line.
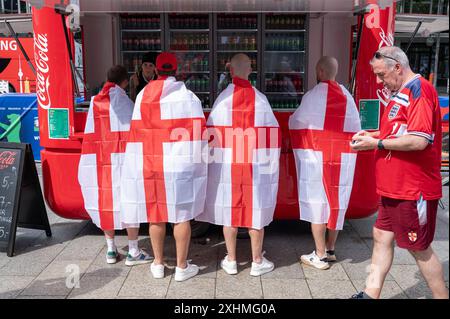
left=375, top=75, right=442, bottom=200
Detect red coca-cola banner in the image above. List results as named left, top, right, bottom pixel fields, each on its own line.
left=32, top=2, right=79, bottom=149
left=354, top=0, right=396, bottom=111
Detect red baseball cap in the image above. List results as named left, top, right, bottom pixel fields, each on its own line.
left=156, top=52, right=177, bottom=72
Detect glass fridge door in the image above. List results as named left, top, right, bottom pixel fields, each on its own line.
left=263, top=14, right=307, bottom=110
left=120, top=13, right=162, bottom=76
left=168, top=14, right=211, bottom=109
left=215, top=14, right=259, bottom=97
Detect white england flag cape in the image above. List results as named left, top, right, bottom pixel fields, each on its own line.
left=288, top=81, right=361, bottom=230
left=120, top=76, right=207, bottom=224
left=196, top=78, right=281, bottom=230
left=78, top=82, right=135, bottom=230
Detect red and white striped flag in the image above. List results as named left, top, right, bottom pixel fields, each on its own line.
left=120, top=76, right=207, bottom=224
left=196, top=78, right=281, bottom=230
left=289, top=81, right=361, bottom=230
left=78, top=82, right=135, bottom=230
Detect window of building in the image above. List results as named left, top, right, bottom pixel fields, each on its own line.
left=397, top=0, right=449, bottom=14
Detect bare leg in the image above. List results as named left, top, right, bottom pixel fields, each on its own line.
left=248, top=228, right=264, bottom=263
left=173, top=221, right=191, bottom=269
left=409, top=247, right=449, bottom=299
left=364, top=227, right=395, bottom=299
left=310, top=223, right=327, bottom=257
left=126, top=227, right=139, bottom=240
left=149, top=222, right=166, bottom=265
left=223, top=226, right=238, bottom=261
left=326, top=229, right=339, bottom=251
left=104, top=230, right=115, bottom=240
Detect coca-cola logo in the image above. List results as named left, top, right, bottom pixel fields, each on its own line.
left=378, top=28, right=394, bottom=49
left=0, top=151, right=17, bottom=170
left=34, top=33, right=51, bottom=110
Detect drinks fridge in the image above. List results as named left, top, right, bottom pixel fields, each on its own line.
left=119, top=13, right=307, bottom=110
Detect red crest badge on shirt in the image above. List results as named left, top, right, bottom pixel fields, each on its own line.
left=408, top=231, right=418, bottom=242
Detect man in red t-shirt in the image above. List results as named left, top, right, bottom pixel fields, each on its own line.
left=350, top=46, right=448, bottom=299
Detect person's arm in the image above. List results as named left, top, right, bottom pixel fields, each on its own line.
left=350, top=133, right=429, bottom=151
left=129, top=74, right=138, bottom=102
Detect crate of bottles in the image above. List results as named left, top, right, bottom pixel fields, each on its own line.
left=265, top=75, right=303, bottom=93
left=122, top=34, right=161, bottom=51
left=269, top=97, right=300, bottom=109
left=217, top=33, right=257, bottom=51
left=121, top=14, right=161, bottom=30
left=170, top=34, right=209, bottom=51
left=217, top=14, right=257, bottom=29
left=169, top=14, right=209, bottom=29
left=265, top=15, right=305, bottom=30
left=184, top=76, right=210, bottom=93
left=265, top=33, right=304, bottom=51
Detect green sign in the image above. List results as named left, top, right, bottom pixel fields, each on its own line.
left=48, top=108, right=69, bottom=139
left=359, top=99, right=380, bottom=130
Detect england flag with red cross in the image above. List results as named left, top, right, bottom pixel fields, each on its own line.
left=289, top=81, right=361, bottom=230
left=78, top=82, right=136, bottom=230
left=196, top=77, right=281, bottom=230
left=120, top=76, right=208, bottom=224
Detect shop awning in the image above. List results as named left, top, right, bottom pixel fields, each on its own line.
left=0, top=14, right=32, bottom=35
left=24, top=0, right=379, bottom=13
left=396, top=14, right=449, bottom=35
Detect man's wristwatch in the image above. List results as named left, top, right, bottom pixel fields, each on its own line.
left=377, top=139, right=385, bottom=150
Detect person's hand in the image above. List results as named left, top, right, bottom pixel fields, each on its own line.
left=350, top=134, right=378, bottom=151
left=130, top=74, right=139, bottom=87
left=352, top=130, right=370, bottom=140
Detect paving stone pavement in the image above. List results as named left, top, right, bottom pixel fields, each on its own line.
left=0, top=165, right=448, bottom=299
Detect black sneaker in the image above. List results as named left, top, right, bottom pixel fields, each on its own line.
left=350, top=291, right=373, bottom=299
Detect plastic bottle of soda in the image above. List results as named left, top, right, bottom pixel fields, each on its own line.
left=250, top=37, right=256, bottom=50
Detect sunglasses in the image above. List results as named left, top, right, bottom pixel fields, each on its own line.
left=373, top=51, right=399, bottom=64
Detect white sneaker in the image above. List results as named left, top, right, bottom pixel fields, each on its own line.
left=221, top=256, right=238, bottom=275
left=150, top=262, right=165, bottom=279
left=174, top=262, right=199, bottom=282
left=300, top=251, right=330, bottom=270
left=250, top=256, right=274, bottom=276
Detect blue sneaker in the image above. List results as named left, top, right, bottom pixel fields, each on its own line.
left=125, top=249, right=153, bottom=266
left=106, top=250, right=120, bottom=264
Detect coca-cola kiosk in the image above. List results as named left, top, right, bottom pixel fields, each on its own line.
left=29, top=0, right=397, bottom=227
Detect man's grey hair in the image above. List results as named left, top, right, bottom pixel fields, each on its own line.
left=370, top=46, right=410, bottom=70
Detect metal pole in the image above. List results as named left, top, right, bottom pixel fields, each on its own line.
left=433, top=32, right=441, bottom=88
left=405, top=20, right=423, bottom=53
left=5, top=21, right=36, bottom=75
left=17, top=0, right=21, bottom=14
left=1, top=0, right=4, bottom=14
left=61, top=13, right=81, bottom=97
left=350, top=14, right=365, bottom=96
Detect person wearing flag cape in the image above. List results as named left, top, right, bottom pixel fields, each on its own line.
left=196, top=53, right=281, bottom=276
left=120, top=52, right=208, bottom=282
left=289, top=56, right=361, bottom=270
left=78, top=65, right=152, bottom=266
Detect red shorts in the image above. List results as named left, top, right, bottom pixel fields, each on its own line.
left=374, top=196, right=438, bottom=251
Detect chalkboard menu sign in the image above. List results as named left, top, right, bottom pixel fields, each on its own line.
left=0, top=142, right=51, bottom=257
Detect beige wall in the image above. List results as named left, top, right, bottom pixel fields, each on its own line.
left=307, top=13, right=355, bottom=91
left=81, top=14, right=118, bottom=98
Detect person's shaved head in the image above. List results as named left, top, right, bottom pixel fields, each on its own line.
left=316, top=56, right=339, bottom=82
left=230, top=53, right=252, bottom=80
